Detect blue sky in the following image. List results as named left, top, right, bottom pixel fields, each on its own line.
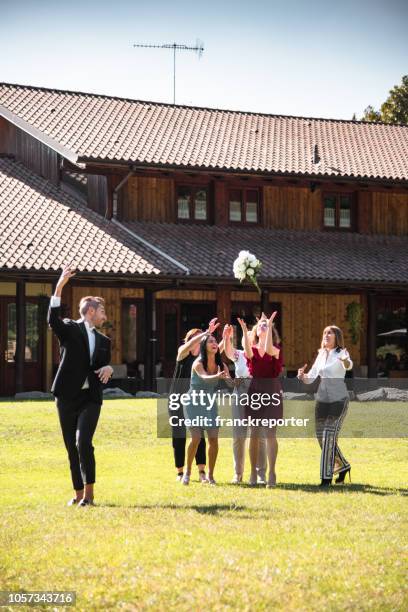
left=1, top=0, right=407, bottom=119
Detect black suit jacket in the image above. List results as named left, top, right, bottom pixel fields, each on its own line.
left=48, top=304, right=111, bottom=403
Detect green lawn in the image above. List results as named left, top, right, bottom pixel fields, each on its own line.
left=0, top=400, right=407, bottom=611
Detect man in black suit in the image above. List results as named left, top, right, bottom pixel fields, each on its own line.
left=48, top=266, right=113, bottom=507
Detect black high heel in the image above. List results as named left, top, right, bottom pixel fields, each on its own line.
left=319, top=478, right=332, bottom=487
left=335, top=467, right=351, bottom=484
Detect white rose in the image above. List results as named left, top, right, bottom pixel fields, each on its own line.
left=250, top=260, right=257, bottom=268
left=248, top=253, right=257, bottom=263
left=239, top=250, right=250, bottom=259
left=247, top=268, right=255, bottom=276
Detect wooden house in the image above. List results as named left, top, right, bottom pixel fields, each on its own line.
left=0, top=82, right=407, bottom=395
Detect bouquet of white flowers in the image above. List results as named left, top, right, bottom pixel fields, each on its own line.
left=233, top=250, right=262, bottom=295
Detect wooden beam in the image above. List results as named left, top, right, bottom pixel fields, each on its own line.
left=58, top=155, right=408, bottom=195
left=144, top=289, right=157, bottom=390
left=216, top=286, right=231, bottom=327
left=367, top=293, right=377, bottom=378
left=261, top=289, right=269, bottom=315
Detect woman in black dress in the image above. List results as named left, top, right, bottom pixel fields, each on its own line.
left=170, top=318, right=219, bottom=482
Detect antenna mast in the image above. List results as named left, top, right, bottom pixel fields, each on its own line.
left=133, top=40, right=204, bottom=104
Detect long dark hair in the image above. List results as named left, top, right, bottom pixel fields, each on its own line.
left=199, top=335, right=223, bottom=372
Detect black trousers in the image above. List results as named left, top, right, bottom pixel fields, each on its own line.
left=172, top=435, right=206, bottom=470
left=315, top=399, right=350, bottom=480
left=170, top=402, right=206, bottom=469
left=56, top=390, right=102, bottom=490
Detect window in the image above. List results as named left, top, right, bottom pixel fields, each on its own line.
left=323, top=193, right=354, bottom=230
left=122, top=301, right=138, bottom=368
left=229, top=189, right=259, bottom=224
left=176, top=186, right=208, bottom=222
left=376, top=298, right=408, bottom=377
left=6, top=302, right=39, bottom=362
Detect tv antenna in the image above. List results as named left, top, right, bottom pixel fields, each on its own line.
left=133, top=40, right=204, bottom=104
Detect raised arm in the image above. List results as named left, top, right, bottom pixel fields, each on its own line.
left=221, top=324, right=237, bottom=362
left=177, top=330, right=207, bottom=361
left=177, top=317, right=220, bottom=361
left=47, top=265, right=76, bottom=342
left=265, top=311, right=280, bottom=358
left=237, top=318, right=253, bottom=360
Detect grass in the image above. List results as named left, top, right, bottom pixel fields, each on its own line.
left=0, top=399, right=407, bottom=611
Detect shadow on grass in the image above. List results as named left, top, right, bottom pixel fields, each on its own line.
left=97, top=503, right=275, bottom=517
left=276, top=482, right=408, bottom=496
left=95, top=483, right=407, bottom=513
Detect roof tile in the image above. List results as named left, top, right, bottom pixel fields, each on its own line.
left=1, top=82, right=407, bottom=182
left=0, top=158, right=180, bottom=276
left=123, top=221, right=408, bottom=285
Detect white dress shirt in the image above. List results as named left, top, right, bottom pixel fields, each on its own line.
left=50, top=295, right=95, bottom=388
left=303, top=347, right=353, bottom=403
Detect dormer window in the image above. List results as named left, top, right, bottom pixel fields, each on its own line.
left=323, top=193, right=355, bottom=230
left=177, top=186, right=208, bottom=222
left=229, top=189, right=259, bottom=224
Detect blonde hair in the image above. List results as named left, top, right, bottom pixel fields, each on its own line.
left=184, top=328, right=202, bottom=343
left=250, top=320, right=281, bottom=346
left=79, top=296, right=105, bottom=317
left=321, top=325, right=344, bottom=349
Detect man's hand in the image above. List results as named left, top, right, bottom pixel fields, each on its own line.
left=54, top=265, right=76, bottom=297
left=95, top=365, right=113, bottom=384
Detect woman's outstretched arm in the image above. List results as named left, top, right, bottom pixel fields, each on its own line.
left=265, top=311, right=280, bottom=358
left=237, top=318, right=253, bottom=360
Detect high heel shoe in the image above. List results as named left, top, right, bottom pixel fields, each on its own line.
left=335, top=467, right=351, bottom=484
left=319, top=478, right=332, bottom=487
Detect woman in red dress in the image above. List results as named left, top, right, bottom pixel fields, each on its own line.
left=238, top=312, right=283, bottom=488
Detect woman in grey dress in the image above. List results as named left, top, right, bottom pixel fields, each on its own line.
left=182, top=334, right=231, bottom=486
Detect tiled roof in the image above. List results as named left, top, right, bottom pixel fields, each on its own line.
left=123, top=221, right=408, bottom=285
left=1, top=156, right=406, bottom=285
left=1, top=82, right=408, bottom=182
left=0, top=158, right=180, bottom=276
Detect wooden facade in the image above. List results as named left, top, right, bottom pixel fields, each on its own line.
left=113, top=172, right=408, bottom=235
left=0, top=117, right=60, bottom=185
left=61, top=286, right=364, bottom=374
left=1, top=109, right=408, bottom=395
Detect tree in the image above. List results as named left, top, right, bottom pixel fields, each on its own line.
left=362, top=105, right=381, bottom=122
left=362, top=75, right=408, bottom=125
left=381, top=75, right=408, bottom=124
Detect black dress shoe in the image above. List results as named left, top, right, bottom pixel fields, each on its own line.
left=67, top=498, right=78, bottom=506
left=78, top=498, right=95, bottom=507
